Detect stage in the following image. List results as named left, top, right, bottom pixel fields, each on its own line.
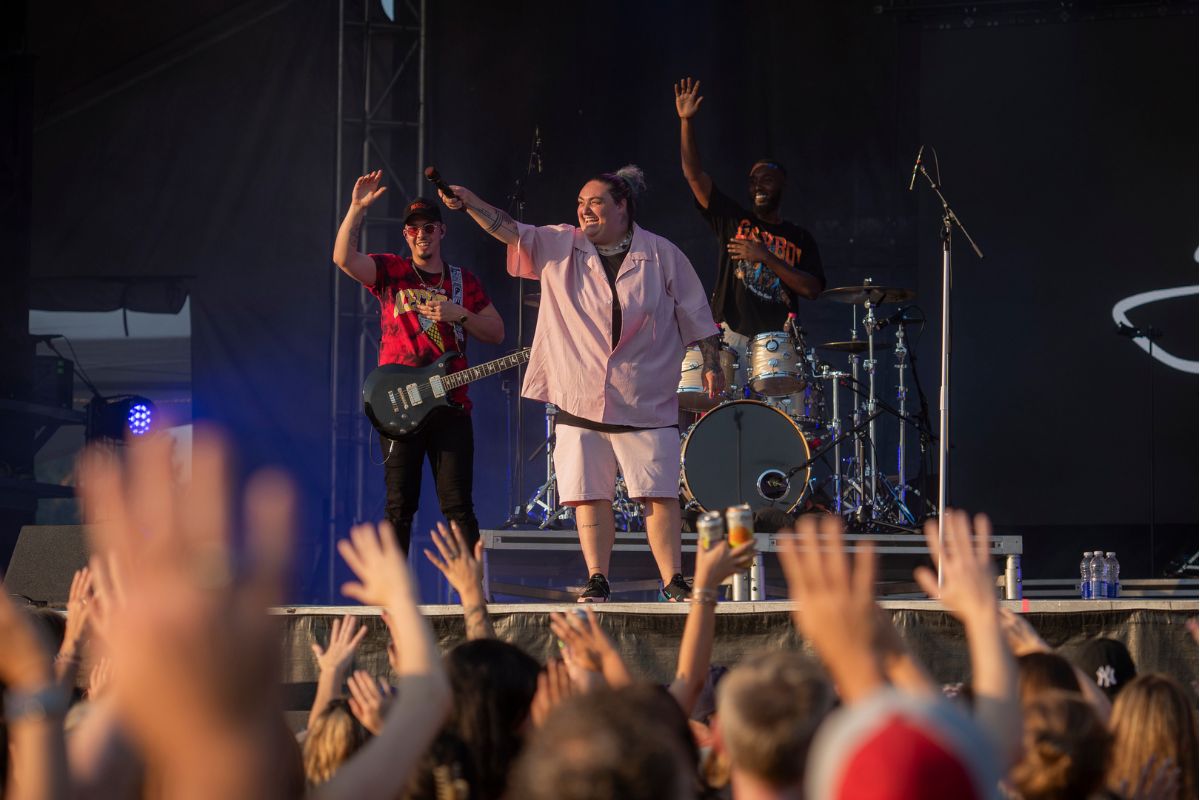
left=273, top=599, right=1200, bottom=721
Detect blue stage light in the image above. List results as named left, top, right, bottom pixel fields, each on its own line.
left=86, top=395, right=158, bottom=442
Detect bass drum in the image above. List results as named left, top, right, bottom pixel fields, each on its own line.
left=680, top=400, right=811, bottom=514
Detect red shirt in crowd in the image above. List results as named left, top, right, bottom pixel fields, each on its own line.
left=369, top=253, right=492, bottom=411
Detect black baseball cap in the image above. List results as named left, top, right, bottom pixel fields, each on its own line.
left=1063, top=637, right=1137, bottom=699
left=403, top=197, right=442, bottom=225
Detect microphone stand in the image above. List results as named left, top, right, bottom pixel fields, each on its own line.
left=501, top=127, right=541, bottom=526
left=913, top=151, right=984, bottom=585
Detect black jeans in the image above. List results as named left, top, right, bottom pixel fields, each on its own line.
left=380, top=410, right=480, bottom=554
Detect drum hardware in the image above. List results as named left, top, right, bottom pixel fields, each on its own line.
left=517, top=403, right=573, bottom=529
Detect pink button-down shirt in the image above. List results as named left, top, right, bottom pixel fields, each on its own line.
left=508, top=222, right=718, bottom=428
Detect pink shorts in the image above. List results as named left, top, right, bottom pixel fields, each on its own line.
left=553, top=425, right=680, bottom=503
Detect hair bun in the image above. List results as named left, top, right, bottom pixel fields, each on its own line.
left=614, top=164, right=647, bottom=199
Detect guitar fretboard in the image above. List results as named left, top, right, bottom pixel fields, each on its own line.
left=441, top=349, right=531, bottom=390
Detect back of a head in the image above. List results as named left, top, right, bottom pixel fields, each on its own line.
left=1018, top=652, right=1082, bottom=704
left=1062, top=637, right=1137, bottom=700
left=508, top=685, right=693, bottom=800
left=303, top=700, right=369, bottom=786
left=444, top=639, right=540, bottom=800
left=1107, top=673, right=1198, bottom=799
left=1008, top=689, right=1110, bottom=800
left=805, top=689, right=1000, bottom=800
left=716, top=650, right=834, bottom=789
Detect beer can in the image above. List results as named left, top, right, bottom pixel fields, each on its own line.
left=697, top=511, right=724, bottom=550
left=725, top=504, right=754, bottom=547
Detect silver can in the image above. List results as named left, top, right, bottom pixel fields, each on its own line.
left=697, top=511, right=724, bottom=550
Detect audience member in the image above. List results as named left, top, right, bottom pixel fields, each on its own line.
left=303, top=699, right=369, bottom=786
left=1007, top=690, right=1111, bottom=800
left=1106, top=674, right=1196, bottom=800
left=714, top=650, right=834, bottom=798
left=1063, top=637, right=1138, bottom=701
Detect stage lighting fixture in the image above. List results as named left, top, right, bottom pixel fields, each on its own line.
left=86, top=395, right=158, bottom=442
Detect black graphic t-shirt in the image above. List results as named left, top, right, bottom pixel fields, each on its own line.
left=697, top=185, right=825, bottom=337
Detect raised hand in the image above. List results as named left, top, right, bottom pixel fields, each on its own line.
left=76, top=429, right=296, bottom=794
left=530, top=659, right=574, bottom=728
left=550, top=607, right=631, bottom=689
left=913, top=510, right=998, bottom=623
left=87, top=656, right=113, bottom=699
left=777, top=514, right=883, bottom=702
left=61, top=566, right=93, bottom=655
left=351, top=170, right=388, bottom=209
left=694, top=537, right=756, bottom=592
left=312, top=615, right=368, bottom=677
left=347, top=670, right=394, bottom=735
left=438, top=185, right=475, bottom=212
left=674, top=77, right=704, bottom=119
left=998, top=608, right=1050, bottom=657
left=339, top=521, right=416, bottom=609
left=424, top=521, right=483, bottom=598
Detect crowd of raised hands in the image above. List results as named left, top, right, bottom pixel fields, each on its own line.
left=1, top=431, right=1196, bottom=799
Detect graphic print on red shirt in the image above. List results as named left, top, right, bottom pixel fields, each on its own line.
left=368, top=253, right=491, bottom=411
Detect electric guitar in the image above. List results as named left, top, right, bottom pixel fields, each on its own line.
left=363, top=348, right=531, bottom=439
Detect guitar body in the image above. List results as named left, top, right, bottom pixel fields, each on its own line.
left=363, top=348, right=530, bottom=440
left=363, top=352, right=463, bottom=440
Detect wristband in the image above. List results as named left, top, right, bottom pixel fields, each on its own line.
left=4, top=685, right=70, bottom=725
left=691, top=587, right=719, bottom=604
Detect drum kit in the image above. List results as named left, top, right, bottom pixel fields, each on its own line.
left=677, top=278, right=934, bottom=531
left=514, top=279, right=934, bottom=532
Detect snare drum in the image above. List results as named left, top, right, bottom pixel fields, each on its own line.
left=677, top=344, right=741, bottom=411
left=748, top=331, right=805, bottom=396
left=680, top=400, right=811, bottom=514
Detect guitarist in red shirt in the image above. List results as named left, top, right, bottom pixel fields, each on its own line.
left=333, top=170, right=504, bottom=553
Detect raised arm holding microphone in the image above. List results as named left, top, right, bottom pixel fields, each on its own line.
left=439, top=168, right=722, bottom=602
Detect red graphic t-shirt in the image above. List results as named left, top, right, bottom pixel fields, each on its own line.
left=369, top=253, right=492, bottom=412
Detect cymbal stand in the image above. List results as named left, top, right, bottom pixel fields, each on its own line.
left=820, top=364, right=848, bottom=513
left=894, top=322, right=910, bottom=504
left=846, top=308, right=867, bottom=518
left=862, top=297, right=880, bottom=517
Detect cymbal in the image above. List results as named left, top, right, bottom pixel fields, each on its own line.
left=817, top=340, right=871, bottom=354
left=523, top=292, right=541, bottom=308
left=821, top=284, right=915, bottom=305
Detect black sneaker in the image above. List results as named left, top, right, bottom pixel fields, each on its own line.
left=577, top=573, right=611, bottom=603
left=660, top=573, right=692, bottom=602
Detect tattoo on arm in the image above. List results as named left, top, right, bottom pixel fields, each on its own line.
left=348, top=214, right=364, bottom=252
left=466, top=201, right=518, bottom=242
left=697, top=333, right=721, bottom=372
left=463, top=602, right=495, bottom=640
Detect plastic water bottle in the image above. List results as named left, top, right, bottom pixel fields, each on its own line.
left=1106, top=552, right=1120, bottom=598
left=1087, top=552, right=1105, bottom=600
left=1098, top=553, right=1112, bottom=599
left=1079, top=552, right=1092, bottom=598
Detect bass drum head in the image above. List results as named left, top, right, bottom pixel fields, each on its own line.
left=681, top=400, right=811, bottom=514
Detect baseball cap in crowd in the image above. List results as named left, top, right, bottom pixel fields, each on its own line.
left=805, top=690, right=999, bottom=800
left=1065, top=637, right=1137, bottom=699
left=403, top=197, right=442, bottom=225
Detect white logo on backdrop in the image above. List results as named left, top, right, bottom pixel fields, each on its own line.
left=1109, top=248, right=1199, bottom=375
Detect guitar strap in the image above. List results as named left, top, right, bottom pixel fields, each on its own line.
left=449, top=263, right=465, bottom=349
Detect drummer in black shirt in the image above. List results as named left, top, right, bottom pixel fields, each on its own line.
left=674, top=77, right=826, bottom=351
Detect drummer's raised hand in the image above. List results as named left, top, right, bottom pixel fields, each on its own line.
left=702, top=368, right=725, bottom=399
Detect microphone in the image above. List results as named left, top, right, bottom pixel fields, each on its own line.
left=533, top=127, right=543, bottom=174
left=872, top=307, right=909, bottom=333
left=907, top=144, right=924, bottom=191
left=423, top=166, right=457, bottom=201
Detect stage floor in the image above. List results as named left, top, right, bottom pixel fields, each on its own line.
left=273, top=599, right=1199, bottom=717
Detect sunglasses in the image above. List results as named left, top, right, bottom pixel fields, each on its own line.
left=404, top=222, right=440, bottom=237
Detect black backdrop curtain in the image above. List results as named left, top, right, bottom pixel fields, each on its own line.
left=29, top=1, right=1196, bottom=601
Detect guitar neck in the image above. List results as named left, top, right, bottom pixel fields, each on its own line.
left=441, top=349, right=531, bottom=390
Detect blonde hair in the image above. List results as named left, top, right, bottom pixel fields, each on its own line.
left=303, top=700, right=370, bottom=786
left=1008, top=690, right=1110, bottom=800
left=1107, top=674, right=1198, bottom=800
left=715, top=651, right=833, bottom=788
